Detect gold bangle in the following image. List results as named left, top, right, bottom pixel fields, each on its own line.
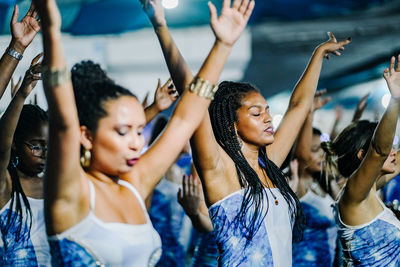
left=41, top=65, right=71, bottom=88
left=187, top=76, right=218, bottom=100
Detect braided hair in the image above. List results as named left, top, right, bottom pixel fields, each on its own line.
left=5, top=104, right=48, bottom=241
left=209, top=81, right=304, bottom=243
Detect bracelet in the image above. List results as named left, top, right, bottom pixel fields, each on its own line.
left=5, top=47, right=23, bottom=61
left=187, top=76, right=218, bottom=100
left=41, top=65, right=71, bottom=88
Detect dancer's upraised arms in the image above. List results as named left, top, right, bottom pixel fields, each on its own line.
left=33, top=0, right=85, bottom=233
left=267, top=33, right=350, bottom=167
left=0, top=3, right=40, bottom=99
left=134, top=0, right=254, bottom=199
left=344, top=56, right=400, bottom=205
left=140, top=0, right=192, bottom=94
left=0, top=54, right=42, bottom=205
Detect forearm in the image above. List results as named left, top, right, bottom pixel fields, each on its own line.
left=288, top=48, right=325, bottom=111
left=372, top=99, right=400, bottom=157
left=188, top=211, right=214, bottom=233
left=155, top=25, right=193, bottom=94
left=0, top=91, right=26, bottom=153
left=294, top=112, right=313, bottom=162
left=144, top=103, right=160, bottom=124
left=0, top=40, right=25, bottom=99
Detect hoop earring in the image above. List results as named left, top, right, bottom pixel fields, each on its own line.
left=11, top=156, right=19, bottom=168
left=80, top=149, right=91, bottom=168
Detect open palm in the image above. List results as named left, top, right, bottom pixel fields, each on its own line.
left=11, top=3, right=40, bottom=49
left=209, top=0, right=254, bottom=46
left=384, top=55, right=400, bottom=99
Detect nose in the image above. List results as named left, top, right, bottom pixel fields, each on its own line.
left=264, top=112, right=272, bottom=124
left=129, top=134, right=144, bottom=152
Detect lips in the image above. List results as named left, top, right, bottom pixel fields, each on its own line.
left=264, top=127, right=274, bottom=135
left=127, top=158, right=138, bottom=167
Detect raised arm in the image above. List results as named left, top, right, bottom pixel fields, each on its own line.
left=133, top=0, right=254, bottom=199
left=0, top=54, right=41, bottom=196
left=344, top=55, right=400, bottom=203
left=141, top=0, right=193, bottom=94
left=0, top=3, right=40, bottom=99
left=352, top=92, right=370, bottom=122
left=376, top=150, right=400, bottom=190
left=34, top=0, right=86, bottom=234
left=267, top=33, right=350, bottom=167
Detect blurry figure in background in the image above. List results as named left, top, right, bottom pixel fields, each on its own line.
left=0, top=53, right=50, bottom=266
left=292, top=90, right=339, bottom=267
left=322, top=55, right=400, bottom=266
left=178, top=167, right=218, bottom=267
left=147, top=116, right=194, bottom=267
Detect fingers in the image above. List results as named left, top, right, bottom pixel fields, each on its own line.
left=27, top=2, right=35, bottom=17
left=208, top=1, right=218, bottom=24
left=31, top=52, right=43, bottom=65
left=390, top=56, right=396, bottom=75
left=222, top=0, right=232, bottom=10
left=162, top=77, right=172, bottom=89
left=327, top=32, right=336, bottom=42
left=243, top=0, right=255, bottom=21
left=183, top=174, right=189, bottom=195
left=396, top=54, right=400, bottom=72
left=11, top=5, right=19, bottom=25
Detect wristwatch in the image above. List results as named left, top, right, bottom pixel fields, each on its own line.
left=5, top=47, right=23, bottom=60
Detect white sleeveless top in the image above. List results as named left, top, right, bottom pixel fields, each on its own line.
left=48, top=179, right=162, bottom=267
left=0, top=195, right=50, bottom=266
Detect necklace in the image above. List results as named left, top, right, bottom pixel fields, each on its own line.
left=261, top=169, right=278, bottom=205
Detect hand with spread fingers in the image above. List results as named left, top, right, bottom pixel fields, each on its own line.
left=312, top=89, right=331, bottom=112
left=178, top=174, right=203, bottom=217
left=317, top=32, right=351, bottom=60
left=384, top=55, right=400, bottom=99
left=19, top=53, right=43, bottom=97
left=209, top=0, right=255, bottom=47
left=154, top=78, right=178, bottom=112
left=10, top=2, right=41, bottom=52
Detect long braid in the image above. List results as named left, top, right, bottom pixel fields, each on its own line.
left=209, top=81, right=304, bottom=243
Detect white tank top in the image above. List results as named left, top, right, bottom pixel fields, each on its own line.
left=49, top=179, right=162, bottom=267
left=0, top=195, right=51, bottom=266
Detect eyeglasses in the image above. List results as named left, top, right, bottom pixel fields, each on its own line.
left=24, top=142, right=47, bottom=157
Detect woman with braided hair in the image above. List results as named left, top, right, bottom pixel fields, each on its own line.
left=321, top=55, right=400, bottom=266
left=143, top=0, right=351, bottom=261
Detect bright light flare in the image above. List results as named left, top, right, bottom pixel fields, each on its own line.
left=272, top=114, right=283, bottom=129
left=162, top=0, right=179, bottom=9
left=382, top=93, right=391, bottom=109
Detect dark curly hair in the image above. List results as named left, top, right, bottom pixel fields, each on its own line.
left=71, top=60, right=136, bottom=131
left=209, top=81, right=304, bottom=244
left=6, top=104, right=48, bottom=241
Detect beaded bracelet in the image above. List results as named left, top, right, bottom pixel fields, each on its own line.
left=187, top=76, right=218, bottom=100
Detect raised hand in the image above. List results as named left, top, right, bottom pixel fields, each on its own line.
left=18, top=53, right=42, bottom=97
left=10, top=76, right=22, bottom=97
left=140, top=0, right=166, bottom=28
left=32, top=0, right=61, bottom=30
left=335, top=105, right=343, bottom=121
left=352, top=92, right=370, bottom=122
left=209, top=0, right=255, bottom=47
left=312, top=89, right=331, bottom=112
left=10, top=2, right=41, bottom=52
left=317, top=32, right=351, bottom=60
left=154, top=78, right=178, bottom=112
left=178, top=174, right=203, bottom=216
left=289, top=159, right=299, bottom=193
left=383, top=55, right=400, bottom=99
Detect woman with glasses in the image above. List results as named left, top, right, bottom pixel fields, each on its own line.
left=0, top=50, right=50, bottom=266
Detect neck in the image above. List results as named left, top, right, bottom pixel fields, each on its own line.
left=16, top=168, right=43, bottom=199
left=86, top=168, right=120, bottom=185
left=241, top=143, right=260, bottom=170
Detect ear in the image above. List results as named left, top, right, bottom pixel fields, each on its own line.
left=80, top=125, right=94, bottom=150
left=357, top=149, right=365, bottom=161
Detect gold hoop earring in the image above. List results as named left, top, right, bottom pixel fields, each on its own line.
left=80, top=148, right=91, bottom=168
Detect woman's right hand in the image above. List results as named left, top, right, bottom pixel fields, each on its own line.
left=209, top=0, right=255, bottom=47
left=384, top=55, right=400, bottom=99
left=316, top=32, right=351, bottom=60
left=140, top=0, right=167, bottom=28
left=18, top=53, right=42, bottom=97
left=32, top=0, right=61, bottom=31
